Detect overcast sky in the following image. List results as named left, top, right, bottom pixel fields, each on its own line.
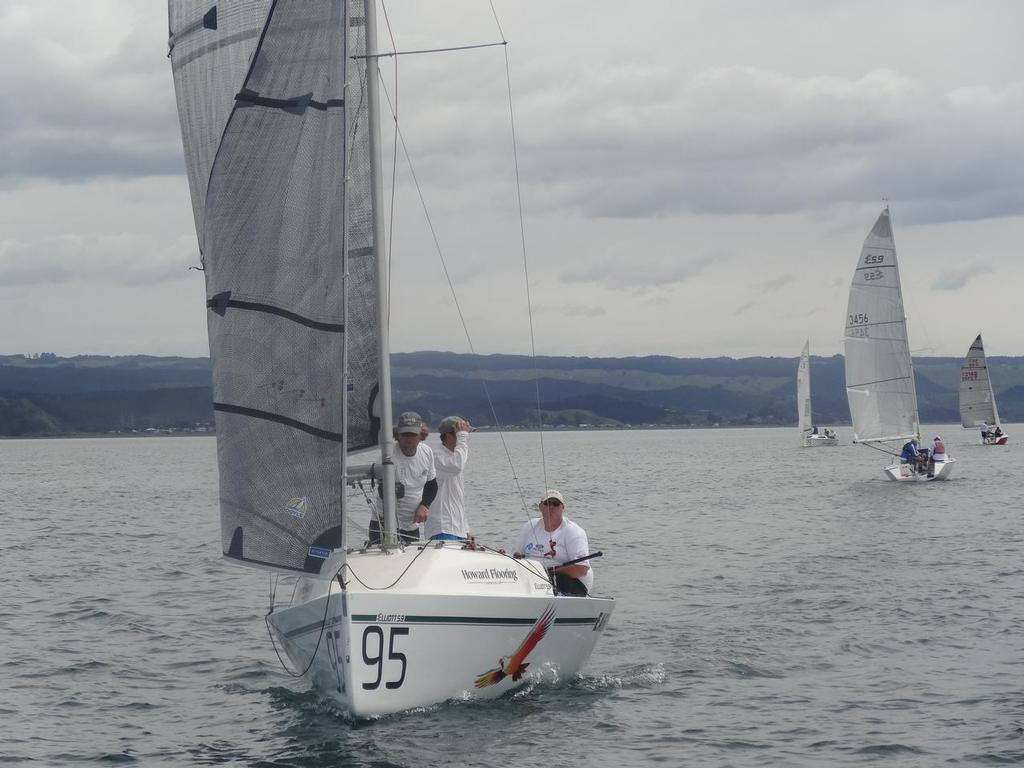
left=2, top=0, right=1022, bottom=360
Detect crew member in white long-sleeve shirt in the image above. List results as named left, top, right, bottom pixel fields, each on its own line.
left=425, top=416, right=471, bottom=541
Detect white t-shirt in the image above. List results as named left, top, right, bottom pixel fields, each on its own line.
left=425, top=431, right=469, bottom=538
left=514, top=516, right=594, bottom=592
left=393, top=442, right=436, bottom=530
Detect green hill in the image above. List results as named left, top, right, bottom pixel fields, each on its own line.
left=2, top=351, right=1022, bottom=437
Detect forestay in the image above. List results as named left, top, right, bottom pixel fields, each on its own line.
left=960, top=333, right=1000, bottom=428
left=169, top=0, right=381, bottom=573
left=797, top=340, right=812, bottom=434
left=843, top=209, right=920, bottom=444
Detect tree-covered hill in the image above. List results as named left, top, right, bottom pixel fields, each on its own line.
left=2, top=351, right=1022, bottom=437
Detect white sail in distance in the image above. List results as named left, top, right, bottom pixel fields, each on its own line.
left=960, top=333, right=1000, bottom=428
left=843, top=208, right=920, bottom=444
left=797, top=340, right=812, bottom=435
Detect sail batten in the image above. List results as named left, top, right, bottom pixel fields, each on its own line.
left=170, top=0, right=381, bottom=574
left=843, top=209, right=920, bottom=445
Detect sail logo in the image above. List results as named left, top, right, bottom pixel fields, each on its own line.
left=308, top=546, right=332, bottom=559
left=286, top=496, right=309, bottom=518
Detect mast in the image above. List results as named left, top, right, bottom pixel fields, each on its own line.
left=363, top=0, right=398, bottom=544
left=887, top=207, right=922, bottom=442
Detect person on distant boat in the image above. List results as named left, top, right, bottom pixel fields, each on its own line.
left=899, top=438, right=919, bottom=463
left=927, top=436, right=946, bottom=476
left=981, top=423, right=991, bottom=442
left=513, top=490, right=593, bottom=596
left=993, top=426, right=1004, bottom=439
left=426, top=416, right=472, bottom=541
left=811, top=425, right=819, bottom=435
left=824, top=428, right=836, bottom=440
left=369, top=411, right=437, bottom=545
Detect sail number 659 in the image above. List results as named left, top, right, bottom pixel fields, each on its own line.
left=361, top=626, right=409, bottom=690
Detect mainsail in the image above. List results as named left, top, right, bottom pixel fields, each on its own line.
left=843, top=209, right=920, bottom=444
left=960, top=333, right=1000, bottom=428
left=169, top=0, right=381, bottom=573
left=797, top=340, right=812, bottom=435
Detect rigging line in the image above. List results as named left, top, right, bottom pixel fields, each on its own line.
left=862, top=440, right=899, bottom=458
left=493, top=11, right=548, bottom=495
left=373, top=70, right=532, bottom=518
left=354, top=41, right=506, bottom=60
left=264, top=577, right=334, bottom=679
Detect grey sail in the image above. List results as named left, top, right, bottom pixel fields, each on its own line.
left=959, top=334, right=1000, bottom=428
left=169, top=0, right=381, bottom=573
left=843, top=209, right=920, bottom=444
left=168, top=1, right=271, bottom=254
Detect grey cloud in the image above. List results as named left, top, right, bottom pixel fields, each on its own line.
left=931, top=259, right=995, bottom=291
left=758, top=273, right=793, bottom=293
left=0, top=235, right=197, bottom=287
left=0, top=4, right=182, bottom=183
left=409, top=63, right=1024, bottom=225
left=559, top=254, right=710, bottom=291
left=563, top=304, right=606, bottom=318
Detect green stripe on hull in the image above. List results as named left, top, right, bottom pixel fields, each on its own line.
left=280, top=612, right=599, bottom=640
left=352, top=614, right=597, bottom=627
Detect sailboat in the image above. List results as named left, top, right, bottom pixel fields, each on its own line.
left=797, top=340, right=838, bottom=446
left=168, top=0, right=614, bottom=717
left=843, top=208, right=956, bottom=481
left=960, top=334, right=1009, bottom=444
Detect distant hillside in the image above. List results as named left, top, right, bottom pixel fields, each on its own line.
left=2, top=351, right=1023, bottom=437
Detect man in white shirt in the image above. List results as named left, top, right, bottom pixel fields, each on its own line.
left=369, top=411, right=437, bottom=545
left=513, top=489, right=593, bottom=595
left=425, top=416, right=471, bottom=541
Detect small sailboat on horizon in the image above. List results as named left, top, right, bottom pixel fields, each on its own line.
left=797, top=340, right=838, bottom=446
left=843, top=207, right=955, bottom=481
left=959, top=333, right=1009, bottom=445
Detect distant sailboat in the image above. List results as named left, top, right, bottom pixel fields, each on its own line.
left=960, top=333, right=1009, bottom=445
left=843, top=207, right=956, bottom=481
left=797, top=340, right=837, bottom=446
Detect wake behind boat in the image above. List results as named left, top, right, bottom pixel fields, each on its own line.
left=167, top=0, right=613, bottom=717
left=797, top=340, right=838, bottom=446
left=960, top=334, right=1009, bottom=445
left=843, top=208, right=956, bottom=481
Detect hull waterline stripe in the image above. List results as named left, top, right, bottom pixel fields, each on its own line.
left=214, top=402, right=344, bottom=442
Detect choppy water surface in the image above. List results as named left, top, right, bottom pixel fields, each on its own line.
left=2, top=428, right=1023, bottom=766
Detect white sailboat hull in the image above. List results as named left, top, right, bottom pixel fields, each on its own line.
left=802, top=434, right=838, bottom=447
left=882, top=457, right=957, bottom=482
left=266, top=544, right=614, bottom=717
left=982, top=434, right=1010, bottom=445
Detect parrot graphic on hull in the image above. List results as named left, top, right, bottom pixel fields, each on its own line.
left=474, top=604, right=556, bottom=688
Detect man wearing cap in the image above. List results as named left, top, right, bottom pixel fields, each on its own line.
left=513, top=490, right=593, bottom=596
left=369, top=411, right=437, bottom=545
left=426, top=416, right=472, bottom=541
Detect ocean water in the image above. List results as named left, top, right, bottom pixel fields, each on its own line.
left=2, top=427, right=1023, bottom=766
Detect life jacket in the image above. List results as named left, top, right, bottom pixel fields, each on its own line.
left=933, top=440, right=945, bottom=455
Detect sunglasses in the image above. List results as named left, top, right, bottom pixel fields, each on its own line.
left=541, top=499, right=563, bottom=507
